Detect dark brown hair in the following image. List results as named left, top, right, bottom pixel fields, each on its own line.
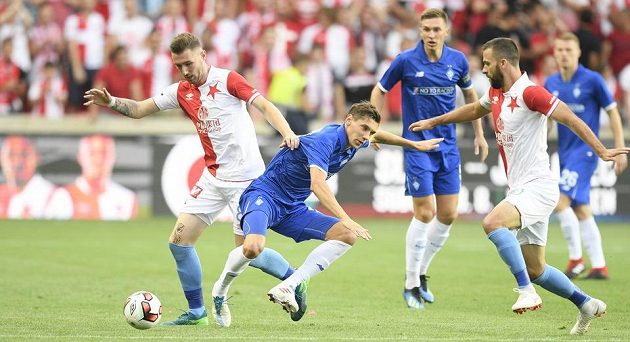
left=348, top=101, right=381, bottom=124
left=482, top=37, right=520, bottom=66
left=169, top=32, right=201, bottom=54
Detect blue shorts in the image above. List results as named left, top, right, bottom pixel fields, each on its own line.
left=559, top=153, right=598, bottom=206
left=238, top=188, right=339, bottom=242
left=404, top=148, right=461, bottom=197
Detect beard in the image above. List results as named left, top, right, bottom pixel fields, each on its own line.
left=488, top=69, right=504, bottom=89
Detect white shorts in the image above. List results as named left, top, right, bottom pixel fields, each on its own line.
left=504, top=179, right=559, bottom=246
left=180, top=169, right=252, bottom=236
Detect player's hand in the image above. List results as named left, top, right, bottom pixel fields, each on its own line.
left=341, top=219, right=372, bottom=241
left=613, top=153, right=628, bottom=176
left=84, top=88, right=113, bottom=107
left=599, top=147, right=630, bottom=162
left=279, top=132, right=300, bottom=150
left=409, top=119, right=435, bottom=132
left=410, top=138, right=444, bottom=151
left=474, top=136, right=489, bottom=162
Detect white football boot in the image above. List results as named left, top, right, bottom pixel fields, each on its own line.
left=267, top=283, right=299, bottom=314
left=570, top=298, right=607, bottom=335
left=511, top=287, right=543, bottom=314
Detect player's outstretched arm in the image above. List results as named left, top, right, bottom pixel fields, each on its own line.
left=84, top=88, right=159, bottom=119
left=309, top=167, right=371, bottom=241
left=370, top=85, right=386, bottom=112
left=251, top=96, right=299, bottom=150
left=409, top=101, right=490, bottom=132
left=552, top=101, right=630, bottom=161
left=371, top=130, right=443, bottom=151
left=463, top=88, right=489, bottom=162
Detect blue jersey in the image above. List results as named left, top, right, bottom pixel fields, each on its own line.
left=248, top=124, right=369, bottom=204
left=545, top=64, right=616, bottom=160
left=377, top=41, right=472, bottom=151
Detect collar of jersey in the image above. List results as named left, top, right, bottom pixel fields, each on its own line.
left=502, top=72, right=530, bottom=96
left=415, top=41, right=448, bottom=65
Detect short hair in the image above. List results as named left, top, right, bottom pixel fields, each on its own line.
left=556, top=32, right=581, bottom=47
left=169, top=32, right=201, bottom=54
left=420, top=8, right=448, bottom=24
left=348, top=101, right=381, bottom=124
left=481, top=37, right=520, bottom=66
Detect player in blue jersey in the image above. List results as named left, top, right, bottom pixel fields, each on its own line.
left=545, top=32, right=627, bottom=280
left=208, top=102, right=443, bottom=325
left=370, top=8, right=488, bottom=309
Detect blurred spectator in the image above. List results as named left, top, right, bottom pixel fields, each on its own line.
left=245, top=24, right=291, bottom=96
left=137, top=30, right=173, bottom=97
left=574, top=8, right=603, bottom=71
left=619, top=64, right=630, bottom=128
left=199, top=0, right=240, bottom=69
left=267, top=53, right=310, bottom=134
left=46, top=135, right=138, bottom=220
left=0, top=135, right=56, bottom=219
left=334, top=46, right=375, bottom=121
left=106, top=0, right=154, bottom=65
left=603, top=9, right=630, bottom=76
left=304, top=43, right=334, bottom=121
left=0, top=39, right=23, bottom=115
left=156, top=0, right=190, bottom=53
left=91, top=46, right=143, bottom=116
left=237, top=0, right=276, bottom=70
left=28, top=61, right=67, bottom=119
left=64, top=0, right=106, bottom=113
left=28, top=2, right=64, bottom=78
left=0, top=0, right=33, bottom=74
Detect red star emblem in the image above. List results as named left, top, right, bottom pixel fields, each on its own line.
left=508, top=96, right=519, bottom=112
left=207, top=84, right=221, bottom=99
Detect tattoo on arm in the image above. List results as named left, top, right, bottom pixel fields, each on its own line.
left=111, top=98, right=138, bottom=118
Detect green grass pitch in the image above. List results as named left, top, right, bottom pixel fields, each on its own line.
left=1, top=218, right=629, bottom=341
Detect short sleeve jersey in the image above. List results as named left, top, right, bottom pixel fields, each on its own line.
left=544, top=64, right=616, bottom=160
left=152, top=66, right=264, bottom=183
left=377, top=42, right=472, bottom=151
left=249, top=124, right=370, bottom=203
left=480, top=73, right=560, bottom=189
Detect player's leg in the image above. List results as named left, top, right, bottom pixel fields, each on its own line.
left=574, top=204, right=608, bottom=279
left=226, top=187, right=295, bottom=281
left=163, top=213, right=210, bottom=325
left=483, top=200, right=542, bottom=313
left=554, top=193, right=584, bottom=278
left=267, top=207, right=344, bottom=316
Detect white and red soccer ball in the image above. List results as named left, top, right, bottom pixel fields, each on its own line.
left=123, top=291, right=162, bottom=329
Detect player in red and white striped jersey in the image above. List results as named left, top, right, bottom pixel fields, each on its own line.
left=84, top=32, right=300, bottom=326
left=410, top=37, right=629, bottom=335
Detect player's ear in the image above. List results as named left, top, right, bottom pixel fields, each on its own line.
left=345, top=114, right=353, bottom=126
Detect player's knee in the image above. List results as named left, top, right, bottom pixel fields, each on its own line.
left=242, top=240, right=264, bottom=259
left=168, top=222, right=193, bottom=246
left=414, top=208, right=435, bottom=223
left=326, top=226, right=357, bottom=246
left=436, top=212, right=457, bottom=225
left=481, top=216, right=501, bottom=234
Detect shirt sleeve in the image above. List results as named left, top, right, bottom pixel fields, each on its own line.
left=152, top=82, right=180, bottom=110
left=457, top=57, right=473, bottom=90
left=523, top=85, right=560, bottom=116
left=592, top=73, right=617, bottom=111
left=301, top=135, right=335, bottom=174
left=479, top=88, right=492, bottom=110
left=377, top=55, right=404, bottom=93
left=227, top=70, right=260, bottom=104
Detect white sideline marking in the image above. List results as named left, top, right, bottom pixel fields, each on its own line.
left=0, top=336, right=567, bottom=341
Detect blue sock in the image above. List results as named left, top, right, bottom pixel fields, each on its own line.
left=169, top=243, right=205, bottom=313
left=532, top=264, right=590, bottom=308
left=250, top=248, right=295, bottom=280
left=487, top=228, right=530, bottom=288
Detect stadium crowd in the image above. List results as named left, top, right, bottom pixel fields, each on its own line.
left=1, top=0, right=630, bottom=130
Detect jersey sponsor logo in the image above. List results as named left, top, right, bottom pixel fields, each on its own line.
left=415, top=71, right=425, bottom=77
left=412, top=86, right=454, bottom=96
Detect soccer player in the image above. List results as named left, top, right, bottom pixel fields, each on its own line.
left=83, top=33, right=300, bottom=326
left=370, top=8, right=488, bottom=308
left=210, top=102, right=443, bottom=326
left=545, top=32, right=627, bottom=280
left=409, top=37, right=629, bottom=335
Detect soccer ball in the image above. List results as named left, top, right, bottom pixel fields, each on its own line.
left=123, top=291, right=162, bottom=329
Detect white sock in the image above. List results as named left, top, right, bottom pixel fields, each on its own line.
left=580, top=216, right=606, bottom=268
left=212, top=246, right=253, bottom=297
left=405, top=217, right=429, bottom=289
left=557, top=207, right=582, bottom=260
left=418, top=218, right=451, bottom=275
left=283, top=240, right=351, bottom=289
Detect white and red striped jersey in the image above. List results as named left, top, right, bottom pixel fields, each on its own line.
left=152, top=66, right=265, bottom=184
left=63, top=12, right=106, bottom=70
left=480, top=73, right=560, bottom=189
